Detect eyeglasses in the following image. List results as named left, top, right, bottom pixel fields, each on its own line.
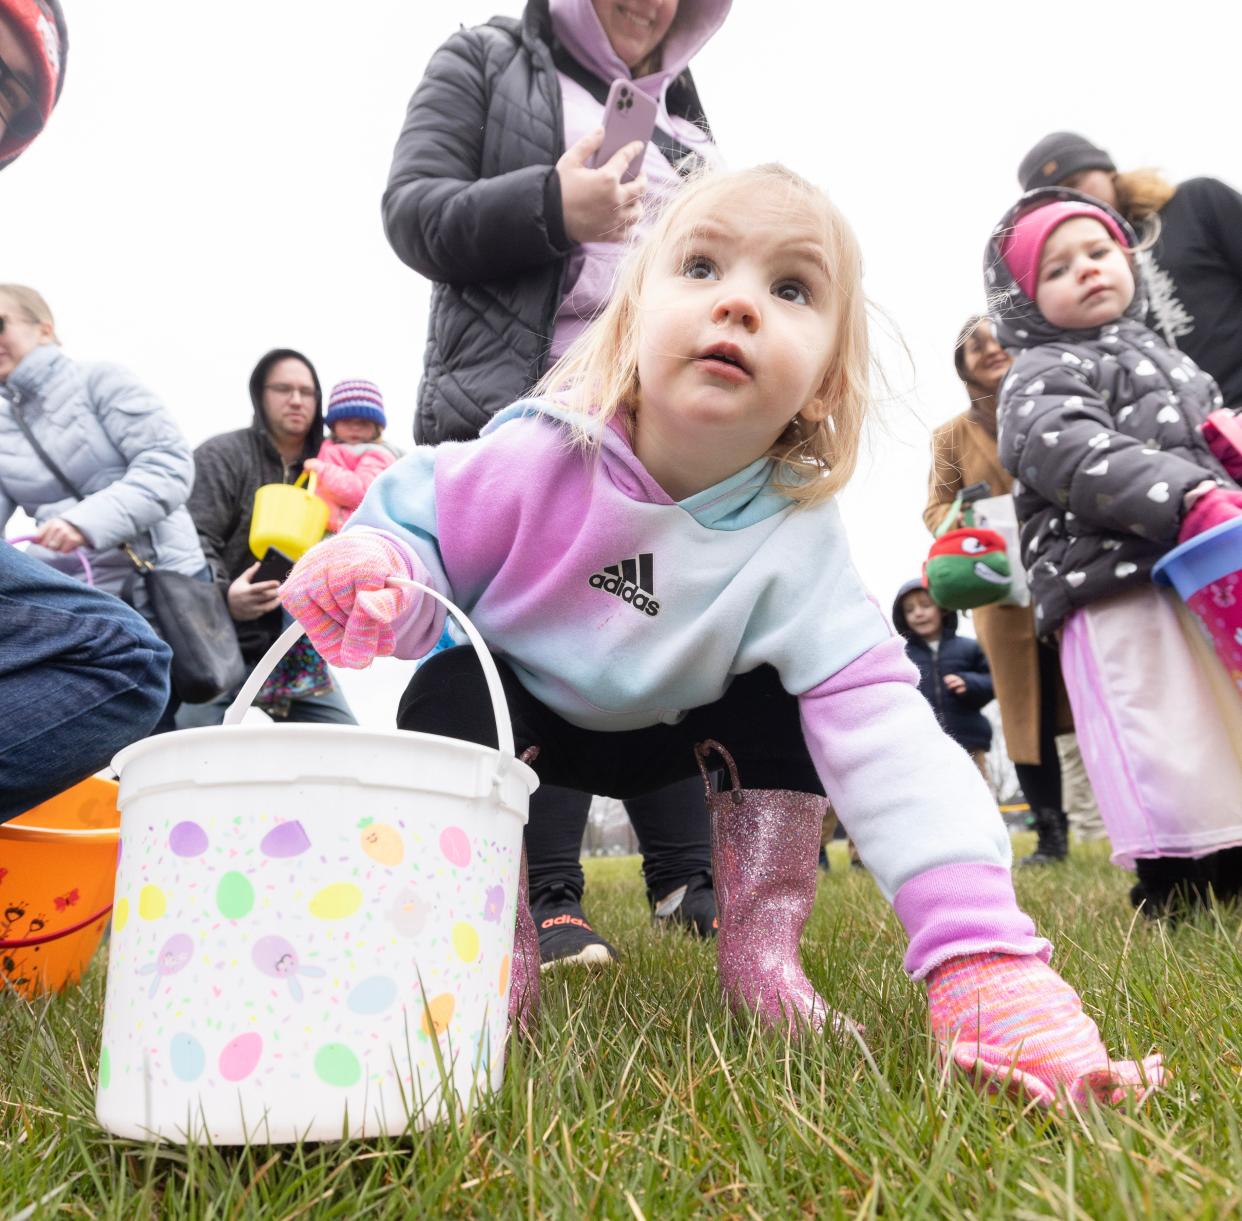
left=265, top=383, right=317, bottom=401
left=0, top=53, right=42, bottom=145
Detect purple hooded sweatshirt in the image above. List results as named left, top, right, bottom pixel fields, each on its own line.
left=548, top=0, right=728, bottom=358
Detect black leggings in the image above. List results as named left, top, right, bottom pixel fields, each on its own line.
left=398, top=648, right=823, bottom=895
left=524, top=779, right=710, bottom=903
left=1013, top=641, right=1063, bottom=813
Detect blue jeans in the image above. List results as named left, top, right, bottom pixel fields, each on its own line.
left=0, top=543, right=171, bottom=823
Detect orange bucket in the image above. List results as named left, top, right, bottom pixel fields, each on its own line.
left=0, top=777, right=120, bottom=998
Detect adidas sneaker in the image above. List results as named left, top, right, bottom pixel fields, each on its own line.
left=531, top=884, right=619, bottom=969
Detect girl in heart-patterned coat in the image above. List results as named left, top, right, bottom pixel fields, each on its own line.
left=987, top=187, right=1242, bottom=915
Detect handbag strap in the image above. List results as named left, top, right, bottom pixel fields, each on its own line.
left=933, top=492, right=964, bottom=539
left=11, top=402, right=87, bottom=501
left=549, top=42, right=705, bottom=177
left=11, top=399, right=151, bottom=571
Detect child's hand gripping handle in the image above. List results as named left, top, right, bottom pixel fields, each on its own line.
left=224, top=577, right=518, bottom=759
left=278, top=532, right=427, bottom=667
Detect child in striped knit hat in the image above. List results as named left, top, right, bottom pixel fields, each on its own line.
left=304, top=380, right=403, bottom=533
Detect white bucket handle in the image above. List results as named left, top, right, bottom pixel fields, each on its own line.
left=223, top=578, right=516, bottom=757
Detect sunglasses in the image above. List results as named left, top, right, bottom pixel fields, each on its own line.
left=0, top=53, right=43, bottom=145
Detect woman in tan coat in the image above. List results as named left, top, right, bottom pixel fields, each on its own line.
left=925, top=316, right=1073, bottom=863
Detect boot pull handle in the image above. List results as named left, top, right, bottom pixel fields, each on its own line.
left=693, top=739, right=743, bottom=805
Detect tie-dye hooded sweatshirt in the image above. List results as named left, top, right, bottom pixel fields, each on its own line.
left=348, top=400, right=1049, bottom=978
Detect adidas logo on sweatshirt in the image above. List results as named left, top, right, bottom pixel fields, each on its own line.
left=588, top=553, right=661, bottom=616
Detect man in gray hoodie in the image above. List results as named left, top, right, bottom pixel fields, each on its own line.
left=181, top=349, right=356, bottom=727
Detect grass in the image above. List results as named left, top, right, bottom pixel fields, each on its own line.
left=2, top=838, right=1242, bottom=1219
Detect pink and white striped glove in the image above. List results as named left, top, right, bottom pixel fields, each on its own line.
left=280, top=533, right=421, bottom=669
left=927, top=952, right=1164, bottom=1110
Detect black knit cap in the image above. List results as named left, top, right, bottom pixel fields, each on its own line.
left=1017, top=132, right=1115, bottom=192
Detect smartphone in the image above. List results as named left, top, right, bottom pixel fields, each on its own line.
left=252, top=547, right=294, bottom=586
left=589, top=79, right=658, bottom=184
left=959, top=480, right=993, bottom=506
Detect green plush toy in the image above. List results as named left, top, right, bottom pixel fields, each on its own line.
left=923, top=495, right=1013, bottom=610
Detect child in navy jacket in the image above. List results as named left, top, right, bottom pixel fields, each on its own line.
left=893, top=580, right=993, bottom=778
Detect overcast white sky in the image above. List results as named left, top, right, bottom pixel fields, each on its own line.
left=5, top=1, right=1240, bottom=726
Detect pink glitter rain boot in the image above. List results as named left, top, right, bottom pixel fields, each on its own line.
left=695, top=739, right=843, bottom=1035
left=508, top=843, right=541, bottom=1033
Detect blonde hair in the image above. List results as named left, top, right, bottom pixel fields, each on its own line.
left=534, top=164, right=872, bottom=505
left=0, top=284, right=59, bottom=343
left=1114, top=168, right=1176, bottom=225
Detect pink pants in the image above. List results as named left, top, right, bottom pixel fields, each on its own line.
left=1060, top=586, right=1242, bottom=867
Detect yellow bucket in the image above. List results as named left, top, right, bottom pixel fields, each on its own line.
left=0, top=777, right=121, bottom=998
left=249, top=471, right=329, bottom=561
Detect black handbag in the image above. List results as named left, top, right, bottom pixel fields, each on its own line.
left=12, top=400, right=246, bottom=703
left=118, top=546, right=246, bottom=704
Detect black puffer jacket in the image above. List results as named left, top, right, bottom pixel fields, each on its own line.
left=186, top=350, right=323, bottom=663
left=988, top=188, right=1232, bottom=635
left=382, top=0, right=710, bottom=444
left=892, top=580, right=994, bottom=751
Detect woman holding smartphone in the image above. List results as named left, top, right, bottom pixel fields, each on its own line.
left=383, top=0, right=731, bottom=971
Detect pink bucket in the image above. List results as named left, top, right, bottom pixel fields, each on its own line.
left=1153, top=516, right=1242, bottom=694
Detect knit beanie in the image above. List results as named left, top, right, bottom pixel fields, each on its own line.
left=325, top=379, right=386, bottom=429
left=1017, top=132, right=1115, bottom=192
left=1000, top=200, right=1130, bottom=301
left=0, top=0, right=67, bottom=166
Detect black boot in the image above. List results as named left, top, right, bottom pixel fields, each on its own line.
left=650, top=870, right=718, bottom=937
left=1130, top=855, right=1216, bottom=919
left=1018, top=807, right=1069, bottom=867
left=1213, top=847, right=1242, bottom=904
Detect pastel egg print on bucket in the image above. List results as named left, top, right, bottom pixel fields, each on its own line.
left=420, top=993, right=455, bottom=1039
left=218, top=1032, right=263, bottom=1082
left=452, top=923, right=480, bottom=963
left=169, top=821, right=209, bottom=857
left=216, top=871, right=255, bottom=920
left=137, top=933, right=193, bottom=998
left=169, top=1033, right=206, bottom=1083
left=348, top=975, right=398, bottom=1015
left=440, top=826, right=470, bottom=867
left=309, top=882, right=362, bottom=920
left=315, top=1043, right=362, bottom=1088
left=260, top=820, right=311, bottom=859
left=138, top=884, right=166, bottom=921
left=359, top=819, right=403, bottom=867
left=252, top=934, right=325, bottom=1001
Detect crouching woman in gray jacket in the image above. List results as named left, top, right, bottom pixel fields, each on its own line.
left=0, top=284, right=208, bottom=730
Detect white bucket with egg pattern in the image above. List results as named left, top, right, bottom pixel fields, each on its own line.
left=95, top=581, right=537, bottom=1143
